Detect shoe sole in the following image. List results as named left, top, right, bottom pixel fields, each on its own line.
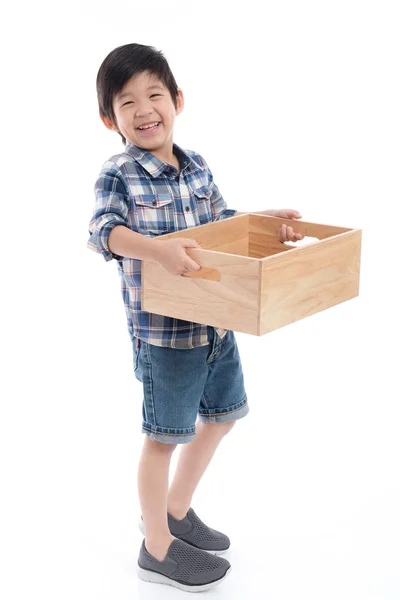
left=138, top=520, right=229, bottom=555
left=137, top=564, right=231, bottom=592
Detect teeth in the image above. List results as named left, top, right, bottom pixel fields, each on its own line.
left=138, top=122, right=160, bottom=130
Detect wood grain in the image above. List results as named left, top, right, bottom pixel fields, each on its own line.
left=156, top=214, right=249, bottom=255
left=249, top=213, right=351, bottom=258
left=141, top=213, right=361, bottom=336
left=259, top=229, right=362, bottom=334
left=142, top=247, right=260, bottom=334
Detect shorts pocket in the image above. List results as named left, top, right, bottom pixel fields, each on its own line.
left=132, top=336, right=141, bottom=371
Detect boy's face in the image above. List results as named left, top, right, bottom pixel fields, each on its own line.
left=102, top=71, right=183, bottom=161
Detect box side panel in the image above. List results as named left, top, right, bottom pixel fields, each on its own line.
left=249, top=229, right=294, bottom=257
left=249, top=214, right=352, bottom=258
left=157, top=214, right=249, bottom=256
left=142, top=251, right=260, bottom=335
left=259, top=230, right=362, bottom=334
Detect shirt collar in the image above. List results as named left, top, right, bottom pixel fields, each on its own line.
left=124, top=141, right=205, bottom=178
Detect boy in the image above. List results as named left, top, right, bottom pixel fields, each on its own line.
left=87, top=43, right=303, bottom=592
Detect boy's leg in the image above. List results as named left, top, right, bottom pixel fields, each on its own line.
left=132, top=335, right=233, bottom=588
left=168, top=329, right=248, bottom=518
left=133, top=336, right=213, bottom=558
left=167, top=420, right=234, bottom=518
left=137, top=433, right=232, bottom=590
left=138, top=437, right=176, bottom=561
left=133, top=329, right=247, bottom=551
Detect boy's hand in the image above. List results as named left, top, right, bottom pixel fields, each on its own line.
left=155, top=238, right=202, bottom=276
left=266, top=208, right=304, bottom=242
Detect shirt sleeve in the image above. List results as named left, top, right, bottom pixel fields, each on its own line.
left=204, top=161, right=237, bottom=222
left=87, top=163, right=130, bottom=262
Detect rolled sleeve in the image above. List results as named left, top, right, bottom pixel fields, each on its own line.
left=214, top=207, right=237, bottom=221
left=87, top=164, right=130, bottom=262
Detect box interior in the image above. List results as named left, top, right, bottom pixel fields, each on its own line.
left=159, top=214, right=352, bottom=259
left=189, top=214, right=353, bottom=259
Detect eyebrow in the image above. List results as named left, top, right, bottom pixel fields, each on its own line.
left=117, top=84, right=164, bottom=100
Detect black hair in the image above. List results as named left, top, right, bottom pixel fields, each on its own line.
left=96, top=43, right=179, bottom=145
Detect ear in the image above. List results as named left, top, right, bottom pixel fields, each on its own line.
left=175, top=88, right=184, bottom=116
left=100, top=115, right=119, bottom=132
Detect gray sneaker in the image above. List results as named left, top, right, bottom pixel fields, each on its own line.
left=139, top=508, right=230, bottom=554
left=137, top=538, right=231, bottom=592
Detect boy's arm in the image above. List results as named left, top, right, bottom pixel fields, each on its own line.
left=87, top=163, right=167, bottom=262
left=87, top=164, right=129, bottom=261
left=107, top=225, right=162, bottom=262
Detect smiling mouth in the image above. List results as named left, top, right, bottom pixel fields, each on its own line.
left=137, top=122, right=161, bottom=131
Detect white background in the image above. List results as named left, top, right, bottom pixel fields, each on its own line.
left=1, top=1, right=399, bottom=598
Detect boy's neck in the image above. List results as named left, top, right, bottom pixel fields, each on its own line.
left=152, top=148, right=180, bottom=172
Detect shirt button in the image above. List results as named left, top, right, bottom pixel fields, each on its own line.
left=152, top=200, right=157, bottom=206
left=185, top=206, right=190, bottom=212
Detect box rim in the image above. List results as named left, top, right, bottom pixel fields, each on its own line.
left=259, top=228, right=362, bottom=264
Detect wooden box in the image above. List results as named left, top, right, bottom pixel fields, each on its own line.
left=141, top=214, right=362, bottom=335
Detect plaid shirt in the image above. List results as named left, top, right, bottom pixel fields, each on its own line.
left=87, top=141, right=237, bottom=348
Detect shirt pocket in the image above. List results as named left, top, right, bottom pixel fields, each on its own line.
left=132, top=193, right=174, bottom=235
left=193, top=186, right=213, bottom=225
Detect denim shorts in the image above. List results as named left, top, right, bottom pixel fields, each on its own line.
left=131, top=326, right=249, bottom=444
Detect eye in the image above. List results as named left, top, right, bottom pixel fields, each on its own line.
left=150, top=94, right=162, bottom=98
left=121, top=101, right=134, bottom=107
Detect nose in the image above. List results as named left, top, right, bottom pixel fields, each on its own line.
left=135, top=100, right=154, bottom=118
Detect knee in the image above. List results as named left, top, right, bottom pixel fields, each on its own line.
left=144, top=437, right=178, bottom=454
left=200, top=420, right=236, bottom=436
left=221, top=420, right=236, bottom=435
